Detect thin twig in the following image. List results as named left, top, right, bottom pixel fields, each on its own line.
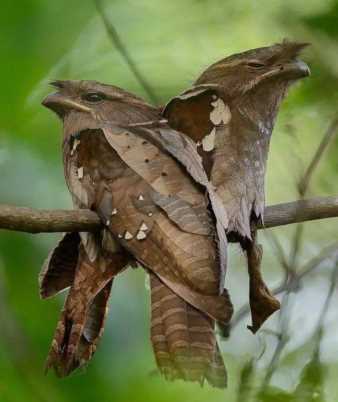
left=261, top=292, right=291, bottom=387
left=314, top=262, right=338, bottom=338
left=94, top=0, right=160, bottom=104
left=288, top=223, right=304, bottom=272
left=266, top=231, right=291, bottom=275
left=298, top=117, right=338, bottom=197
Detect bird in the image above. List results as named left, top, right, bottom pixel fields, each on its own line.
left=163, top=41, right=310, bottom=333
left=41, top=80, right=233, bottom=387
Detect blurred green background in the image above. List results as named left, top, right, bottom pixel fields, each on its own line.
left=1, top=1, right=338, bottom=401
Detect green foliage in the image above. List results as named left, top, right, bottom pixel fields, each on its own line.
left=293, top=351, right=326, bottom=402
left=256, top=386, right=295, bottom=402
left=236, top=359, right=256, bottom=402
left=1, top=1, right=338, bottom=401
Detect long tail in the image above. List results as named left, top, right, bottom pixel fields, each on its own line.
left=45, top=246, right=128, bottom=376
left=150, top=273, right=227, bottom=388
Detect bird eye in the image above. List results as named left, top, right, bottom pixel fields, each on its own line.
left=82, top=92, right=105, bottom=103
left=247, top=62, right=266, bottom=69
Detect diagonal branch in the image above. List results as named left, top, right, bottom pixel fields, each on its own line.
left=266, top=231, right=290, bottom=275
left=0, top=195, right=338, bottom=234
left=298, top=117, right=338, bottom=197
left=94, top=0, right=160, bottom=104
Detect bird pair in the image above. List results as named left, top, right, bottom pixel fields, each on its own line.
left=40, top=41, right=310, bottom=388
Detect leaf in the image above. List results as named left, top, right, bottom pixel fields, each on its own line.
left=256, top=386, right=294, bottom=402
left=236, top=359, right=256, bottom=402
left=292, top=350, right=326, bottom=402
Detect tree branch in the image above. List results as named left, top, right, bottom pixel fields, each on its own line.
left=0, top=195, right=338, bottom=234
left=0, top=205, right=100, bottom=234
left=94, top=0, right=160, bottom=105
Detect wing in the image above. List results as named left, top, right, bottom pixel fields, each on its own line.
left=101, top=121, right=229, bottom=292
left=65, top=127, right=232, bottom=323
left=39, top=232, right=80, bottom=298
left=163, top=85, right=280, bottom=332
left=40, top=230, right=130, bottom=375
left=46, top=246, right=128, bottom=376
left=163, top=85, right=220, bottom=146
left=163, top=84, right=264, bottom=236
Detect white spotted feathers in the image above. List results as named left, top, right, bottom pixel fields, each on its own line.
left=118, top=221, right=150, bottom=242
left=199, top=96, right=232, bottom=152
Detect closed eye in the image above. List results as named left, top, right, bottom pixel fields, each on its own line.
left=247, top=62, right=266, bottom=68
left=81, top=92, right=106, bottom=103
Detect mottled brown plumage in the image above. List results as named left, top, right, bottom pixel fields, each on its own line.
left=40, top=232, right=80, bottom=299
left=43, top=244, right=128, bottom=375
left=42, top=80, right=233, bottom=386
left=40, top=230, right=130, bottom=375
left=163, top=41, right=310, bottom=332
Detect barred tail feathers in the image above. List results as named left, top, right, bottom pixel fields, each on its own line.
left=150, top=273, right=227, bottom=388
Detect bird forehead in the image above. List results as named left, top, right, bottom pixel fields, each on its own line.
left=77, top=81, right=111, bottom=95
left=79, top=82, right=150, bottom=105
left=50, top=80, right=151, bottom=108
left=50, top=80, right=113, bottom=96
left=216, top=41, right=308, bottom=66
left=49, top=80, right=84, bottom=96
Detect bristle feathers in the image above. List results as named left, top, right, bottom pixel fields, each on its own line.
left=271, top=40, right=310, bottom=60
left=49, top=80, right=67, bottom=89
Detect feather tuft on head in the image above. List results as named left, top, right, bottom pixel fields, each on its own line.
left=275, top=39, right=310, bottom=60
left=49, top=80, right=69, bottom=89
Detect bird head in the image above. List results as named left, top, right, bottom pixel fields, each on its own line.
left=193, top=41, right=310, bottom=133
left=42, top=80, right=158, bottom=134
left=196, top=41, right=310, bottom=99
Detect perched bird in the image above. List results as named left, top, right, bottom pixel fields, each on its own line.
left=42, top=80, right=233, bottom=387
left=163, top=41, right=310, bottom=333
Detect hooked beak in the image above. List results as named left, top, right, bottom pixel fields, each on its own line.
left=42, top=92, right=91, bottom=118
left=263, top=59, right=310, bottom=82
left=279, top=59, right=310, bottom=79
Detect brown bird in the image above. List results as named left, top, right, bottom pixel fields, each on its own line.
left=163, top=41, right=310, bottom=333
left=41, top=80, right=233, bottom=387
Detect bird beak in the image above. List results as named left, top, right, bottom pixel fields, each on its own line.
left=262, top=59, right=310, bottom=82
left=42, top=92, right=91, bottom=118
left=280, top=59, right=311, bottom=79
